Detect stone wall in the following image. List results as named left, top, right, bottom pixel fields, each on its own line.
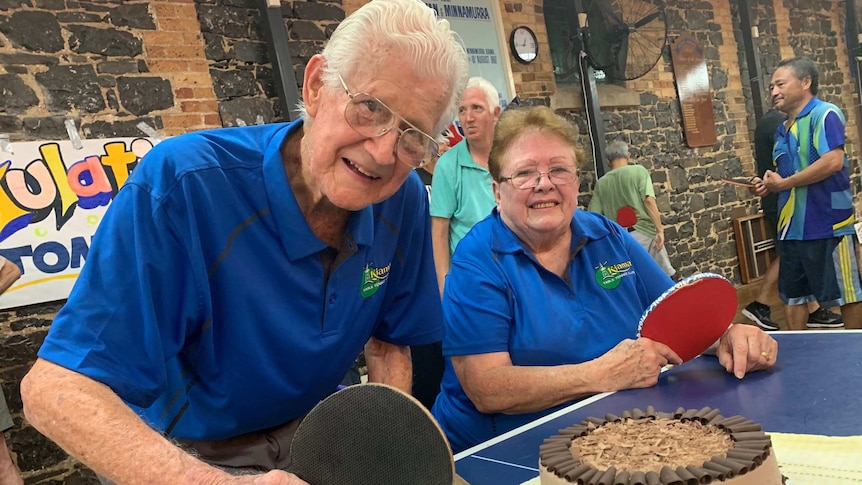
left=537, top=0, right=861, bottom=281
left=0, top=0, right=860, bottom=481
left=544, top=0, right=757, bottom=280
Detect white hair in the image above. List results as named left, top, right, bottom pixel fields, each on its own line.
left=464, top=77, right=500, bottom=110
left=299, top=0, right=469, bottom=134
left=606, top=139, right=630, bottom=162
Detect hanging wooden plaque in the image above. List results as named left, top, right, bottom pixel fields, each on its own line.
left=670, top=35, right=717, bottom=147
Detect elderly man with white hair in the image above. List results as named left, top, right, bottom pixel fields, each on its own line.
left=431, top=77, right=503, bottom=295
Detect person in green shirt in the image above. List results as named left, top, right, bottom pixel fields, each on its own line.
left=588, top=140, right=676, bottom=277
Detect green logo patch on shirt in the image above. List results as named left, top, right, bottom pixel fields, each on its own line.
left=595, top=260, right=633, bottom=289
left=361, top=263, right=391, bottom=298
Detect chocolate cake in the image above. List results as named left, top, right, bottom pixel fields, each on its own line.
left=538, top=406, right=783, bottom=485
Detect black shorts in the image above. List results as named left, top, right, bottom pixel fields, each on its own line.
left=778, top=235, right=862, bottom=306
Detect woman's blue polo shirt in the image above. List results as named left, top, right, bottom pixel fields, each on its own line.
left=431, top=209, right=672, bottom=452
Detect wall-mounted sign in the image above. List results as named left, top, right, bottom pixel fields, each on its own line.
left=670, top=35, right=717, bottom=148
left=0, top=138, right=156, bottom=309
left=425, top=0, right=515, bottom=108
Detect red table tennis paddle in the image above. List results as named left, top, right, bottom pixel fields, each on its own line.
left=637, top=273, right=737, bottom=362
left=616, top=206, right=637, bottom=229
left=288, top=383, right=459, bottom=485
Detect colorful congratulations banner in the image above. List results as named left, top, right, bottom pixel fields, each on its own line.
left=0, top=138, right=157, bottom=310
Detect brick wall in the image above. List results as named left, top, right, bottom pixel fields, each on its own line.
left=0, top=0, right=860, bottom=481
left=501, top=0, right=554, bottom=104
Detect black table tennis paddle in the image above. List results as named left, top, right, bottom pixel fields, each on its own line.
left=288, top=383, right=458, bottom=485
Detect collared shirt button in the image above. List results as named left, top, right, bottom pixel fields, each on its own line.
left=568, top=294, right=575, bottom=300
left=329, top=294, right=336, bottom=304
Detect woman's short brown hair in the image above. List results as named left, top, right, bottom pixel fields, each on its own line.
left=488, top=106, right=587, bottom=180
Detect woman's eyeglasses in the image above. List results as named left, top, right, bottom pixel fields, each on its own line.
left=501, top=167, right=578, bottom=190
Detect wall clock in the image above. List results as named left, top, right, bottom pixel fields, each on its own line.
left=510, top=26, right=538, bottom=64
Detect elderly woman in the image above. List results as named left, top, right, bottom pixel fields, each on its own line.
left=430, top=106, right=778, bottom=453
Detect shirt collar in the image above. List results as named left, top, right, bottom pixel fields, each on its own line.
left=450, top=140, right=487, bottom=171
left=487, top=207, right=612, bottom=255
left=263, top=120, right=374, bottom=260
left=795, top=96, right=819, bottom=120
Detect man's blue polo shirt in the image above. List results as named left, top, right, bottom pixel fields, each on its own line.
left=431, top=209, right=672, bottom=452
left=37, top=121, right=443, bottom=440
left=774, top=96, right=854, bottom=240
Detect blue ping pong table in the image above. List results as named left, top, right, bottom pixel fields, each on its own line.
left=454, top=330, right=862, bottom=484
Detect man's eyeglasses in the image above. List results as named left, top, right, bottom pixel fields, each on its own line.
left=501, top=167, right=578, bottom=190
left=337, top=74, right=439, bottom=168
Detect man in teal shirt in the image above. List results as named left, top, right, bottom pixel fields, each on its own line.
left=430, top=77, right=501, bottom=294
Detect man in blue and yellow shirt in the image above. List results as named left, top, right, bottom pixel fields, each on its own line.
left=753, top=56, right=862, bottom=330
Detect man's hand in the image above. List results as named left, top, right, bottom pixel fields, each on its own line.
left=364, top=337, right=412, bottom=394
left=715, top=324, right=778, bottom=379
left=236, top=471, right=310, bottom=484
left=0, top=257, right=21, bottom=294
left=762, top=170, right=787, bottom=192
left=651, top=232, right=665, bottom=251
left=749, top=176, right=770, bottom=196
left=187, top=467, right=309, bottom=485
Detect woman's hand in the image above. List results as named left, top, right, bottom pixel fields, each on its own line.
left=716, top=324, right=778, bottom=378
left=597, top=338, right=682, bottom=391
